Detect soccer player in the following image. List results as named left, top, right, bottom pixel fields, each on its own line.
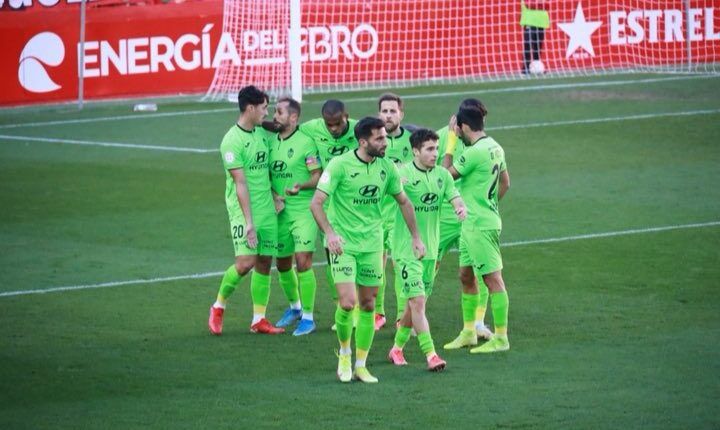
left=300, top=100, right=359, bottom=327
left=310, top=117, right=426, bottom=383
left=436, top=104, right=493, bottom=340
left=208, top=85, right=284, bottom=335
left=387, top=128, right=466, bottom=371
left=443, top=102, right=512, bottom=353
left=268, top=97, right=322, bottom=336
left=376, top=93, right=414, bottom=330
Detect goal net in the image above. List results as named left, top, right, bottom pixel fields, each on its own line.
left=204, top=0, right=720, bottom=101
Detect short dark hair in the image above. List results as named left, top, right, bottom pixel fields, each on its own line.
left=456, top=106, right=487, bottom=131
left=409, top=128, right=439, bottom=150
left=321, top=99, right=346, bottom=117
left=237, top=86, right=269, bottom=112
left=354, top=116, right=385, bottom=142
left=277, top=97, right=301, bottom=117
left=378, top=92, right=403, bottom=111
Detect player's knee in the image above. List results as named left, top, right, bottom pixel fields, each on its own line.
left=276, top=256, right=293, bottom=272
left=234, top=257, right=255, bottom=275
left=408, top=297, right=426, bottom=314
left=295, top=253, right=313, bottom=271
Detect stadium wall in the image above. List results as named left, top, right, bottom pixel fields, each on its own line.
left=2, top=0, right=719, bottom=106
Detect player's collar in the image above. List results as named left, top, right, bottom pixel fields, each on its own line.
left=278, top=126, right=299, bottom=142
left=412, top=161, right=433, bottom=172
left=236, top=123, right=254, bottom=134
left=388, top=126, right=405, bottom=139
left=354, top=149, right=376, bottom=165
left=468, top=134, right=489, bottom=146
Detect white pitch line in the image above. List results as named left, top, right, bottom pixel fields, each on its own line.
left=0, top=75, right=716, bottom=130
left=0, top=134, right=215, bottom=153
left=491, top=108, right=720, bottom=131
left=2, top=107, right=718, bottom=153
left=1, top=220, right=718, bottom=298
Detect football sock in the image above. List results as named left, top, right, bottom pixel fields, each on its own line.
left=394, top=326, right=412, bottom=349
left=325, top=263, right=337, bottom=301
left=215, top=265, right=242, bottom=307
left=251, top=271, right=271, bottom=318
left=490, top=291, right=509, bottom=336
left=476, top=284, right=489, bottom=323
left=462, top=293, right=479, bottom=331
left=278, top=268, right=300, bottom=308
left=355, top=310, right=376, bottom=363
left=417, top=331, right=435, bottom=356
left=335, top=306, right=353, bottom=347
left=298, top=269, right=317, bottom=316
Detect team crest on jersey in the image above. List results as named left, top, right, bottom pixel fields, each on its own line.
left=437, top=178, right=443, bottom=189
left=224, top=152, right=235, bottom=163
left=402, top=147, right=409, bottom=158
left=287, top=148, right=295, bottom=158
left=380, top=170, right=386, bottom=181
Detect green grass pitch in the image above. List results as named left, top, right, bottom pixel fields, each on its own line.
left=1, top=74, right=719, bottom=429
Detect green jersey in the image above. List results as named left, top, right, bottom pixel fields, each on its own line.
left=300, top=118, right=359, bottom=168
left=453, top=135, right=506, bottom=230
left=382, top=127, right=413, bottom=223
left=220, top=124, right=274, bottom=220
left=268, top=127, right=321, bottom=213
left=393, top=162, right=458, bottom=261
left=317, top=150, right=402, bottom=253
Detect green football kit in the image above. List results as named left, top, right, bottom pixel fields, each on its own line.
left=220, top=124, right=277, bottom=257
left=453, top=135, right=506, bottom=275
left=392, top=162, right=458, bottom=305
left=268, top=127, right=321, bottom=258
left=316, top=150, right=403, bottom=287
left=300, top=118, right=359, bottom=168
left=436, top=126, right=466, bottom=259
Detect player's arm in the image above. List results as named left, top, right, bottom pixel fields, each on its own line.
left=310, top=190, right=343, bottom=255
left=498, top=170, right=510, bottom=200
left=441, top=116, right=458, bottom=169
left=287, top=152, right=322, bottom=195
left=393, top=191, right=426, bottom=260
left=229, top=168, right=258, bottom=248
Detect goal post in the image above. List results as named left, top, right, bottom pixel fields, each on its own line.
left=204, top=0, right=720, bottom=102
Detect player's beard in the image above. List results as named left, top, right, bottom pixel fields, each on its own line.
left=274, top=121, right=288, bottom=133
left=385, top=121, right=399, bottom=134
left=367, top=145, right=386, bottom=158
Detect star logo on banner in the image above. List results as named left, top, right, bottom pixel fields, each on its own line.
left=558, top=3, right=602, bottom=58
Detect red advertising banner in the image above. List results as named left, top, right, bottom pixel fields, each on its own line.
left=1, top=0, right=718, bottom=106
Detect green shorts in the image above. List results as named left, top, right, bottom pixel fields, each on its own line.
left=329, top=250, right=384, bottom=287
left=276, top=209, right=318, bottom=258
left=394, top=258, right=436, bottom=299
left=458, top=227, right=502, bottom=275
left=229, top=214, right=277, bottom=257
left=437, top=213, right=461, bottom=260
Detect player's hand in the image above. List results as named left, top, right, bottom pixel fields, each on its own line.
left=412, top=236, right=426, bottom=260
left=326, top=232, right=344, bottom=255
left=273, top=194, right=285, bottom=213
left=455, top=205, right=467, bottom=221
left=285, top=183, right=301, bottom=196
left=245, top=224, right=258, bottom=249
left=448, top=115, right=457, bottom=133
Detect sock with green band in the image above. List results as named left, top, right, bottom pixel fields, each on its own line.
left=355, top=310, right=376, bottom=352
left=490, top=291, right=509, bottom=335
left=462, top=293, right=479, bottom=331
left=335, top=306, right=353, bottom=344
left=216, top=265, right=242, bottom=306
left=394, top=326, right=412, bottom=349
left=417, top=331, right=435, bottom=356
left=476, top=283, right=489, bottom=322
left=278, top=268, right=300, bottom=305
left=298, top=269, right=317, bottom=315
left=250, top=271, right=271, bottom=315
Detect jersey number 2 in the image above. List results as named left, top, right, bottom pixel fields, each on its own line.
left=488, top=164, right=500, bottom=200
